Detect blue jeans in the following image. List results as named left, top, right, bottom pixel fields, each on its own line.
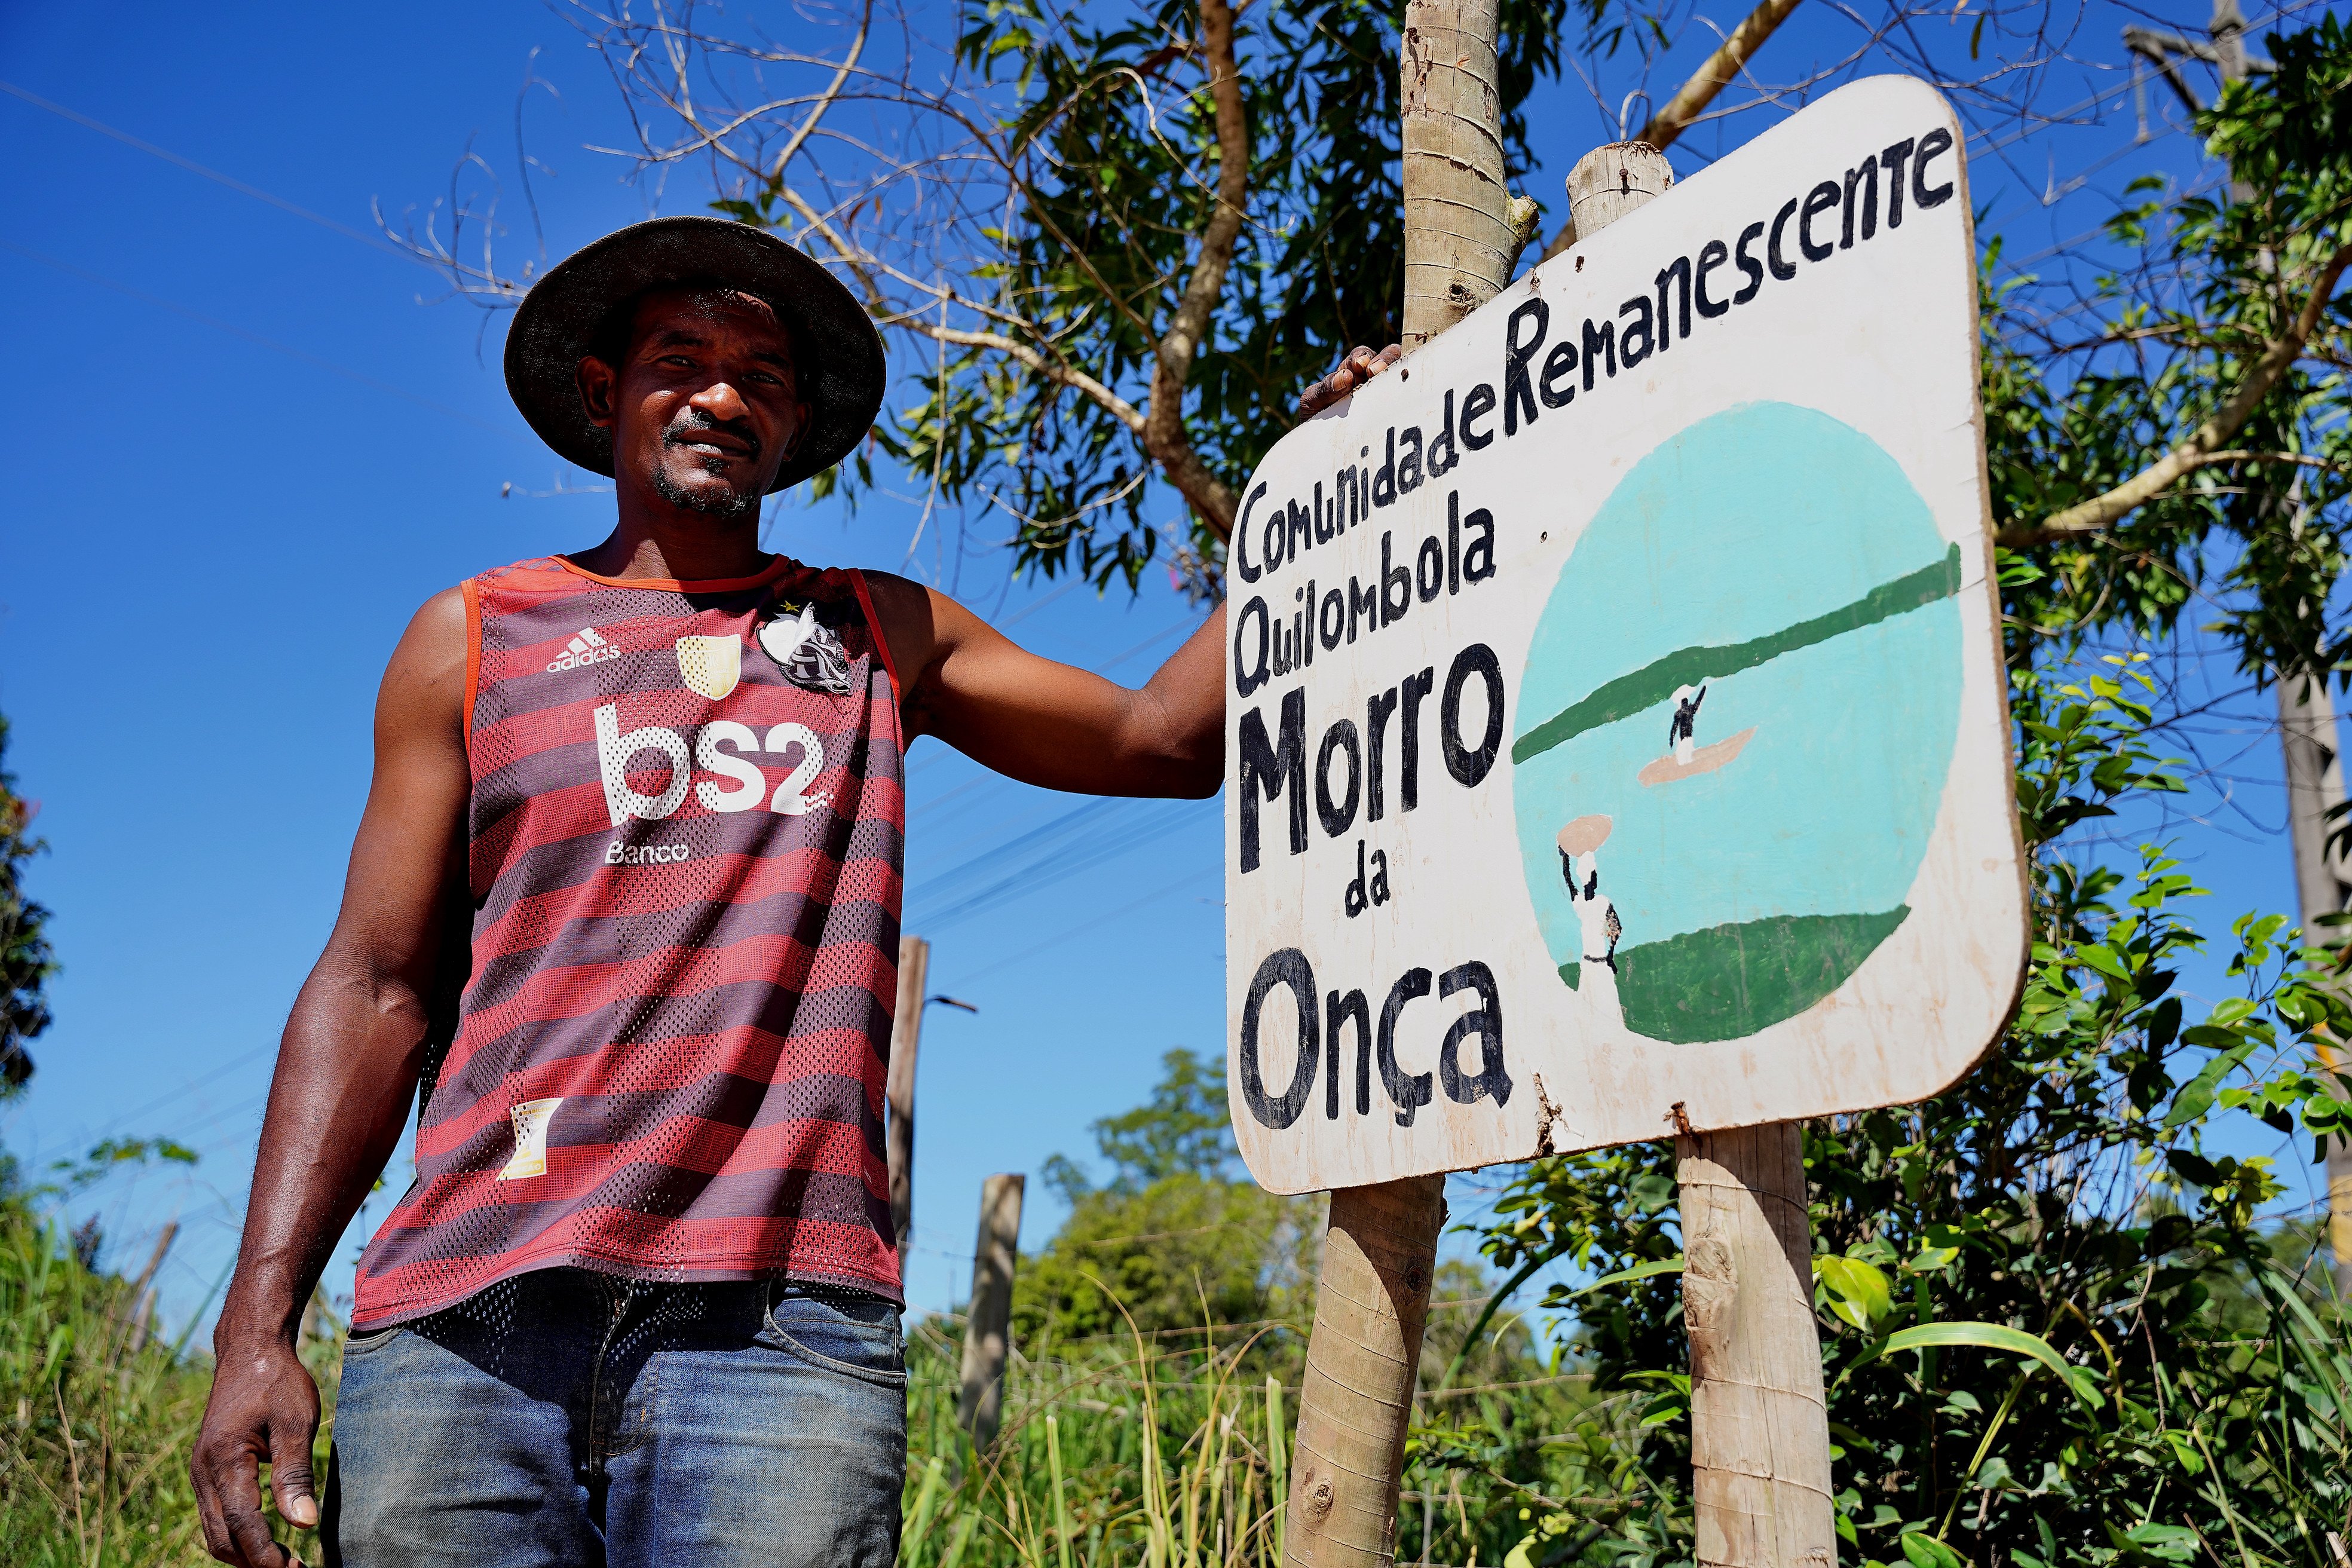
left=325, top=1269, right=907, bottom=1568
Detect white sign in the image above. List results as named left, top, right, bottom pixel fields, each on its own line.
left=1223, top=76, right=2026, bottom=1195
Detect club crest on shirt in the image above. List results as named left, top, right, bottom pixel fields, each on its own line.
left=675, top=635, right=743, bottom=700
left=755, top=599, right=854, bottom=696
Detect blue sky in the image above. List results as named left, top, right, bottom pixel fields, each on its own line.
left=0, top=0, right=2335, bottom=1343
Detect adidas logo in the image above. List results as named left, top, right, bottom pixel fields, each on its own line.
left=546, top=626, right=623, bottom=673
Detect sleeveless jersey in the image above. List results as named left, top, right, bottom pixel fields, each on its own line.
left=351, top=555, right=906, bottom=1330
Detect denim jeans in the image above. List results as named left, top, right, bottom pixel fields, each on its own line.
left=324, top=1269, right=906, bottom=1568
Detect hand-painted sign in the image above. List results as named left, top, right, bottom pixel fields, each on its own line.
left=1223, top=76, right=2026, bottom=1194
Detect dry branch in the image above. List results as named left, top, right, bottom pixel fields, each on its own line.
left=1542, top=0, right=1803, bottom=261
left=1639, top=0, right=1804, bottom=150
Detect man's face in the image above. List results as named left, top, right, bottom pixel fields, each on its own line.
left=578, top=287, right=811, bottom=519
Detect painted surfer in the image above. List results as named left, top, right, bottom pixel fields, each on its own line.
left=1667, top=683, right=1706, bottom=765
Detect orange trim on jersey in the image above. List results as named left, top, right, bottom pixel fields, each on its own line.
left=460, top=577, right=483, bottom=754
left=552, top=554, right=800, bottom=595
left=851, top=570, right=902, bottom=703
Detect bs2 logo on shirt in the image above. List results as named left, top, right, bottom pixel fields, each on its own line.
left=594, top=706, right=831, bottom=826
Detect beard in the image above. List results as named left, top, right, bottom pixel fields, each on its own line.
left=650, top=457, right=761, bottom=520
left=650, top=409, right=763, bottom=520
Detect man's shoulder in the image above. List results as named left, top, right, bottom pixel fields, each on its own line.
left=470, top=555, right=579, bottom=595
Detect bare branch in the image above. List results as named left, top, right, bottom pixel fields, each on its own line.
left=920, top=324, right=1147, bottom=434
left=1543, top=0, right=1803, bottom=259
left=1639, top=0, right=1806, bottom=151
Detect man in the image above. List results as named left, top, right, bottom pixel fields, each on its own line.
left=190, top=215, right=1398, bottom=1567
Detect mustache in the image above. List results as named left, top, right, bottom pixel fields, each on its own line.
left=662, top=408, right=761, bottom=459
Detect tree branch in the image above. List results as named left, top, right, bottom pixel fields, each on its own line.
left=1141, top=0, right=1248, bottom=540
left=1996, top=241, right=2352, bottom=549
left=1542, top=0, right=1803, bottom=260
left=918, top=323, right=1147, bottom=434
left=1639, top=0, right=1803, bottom=151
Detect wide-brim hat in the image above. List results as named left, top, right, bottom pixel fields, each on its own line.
left=504, top=215, right=886, bottom=494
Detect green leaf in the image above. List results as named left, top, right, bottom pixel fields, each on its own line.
left=1567, top=1257, right=1685, bottom=1297
left=1881, top=1322, right=2101, bottom=1409
left=2163, top=1038, right=2259, bottom=1127
left=1902, top=1531, right=1966, bottom=1568
left=1817, top=1255, right=1895, bottom=1330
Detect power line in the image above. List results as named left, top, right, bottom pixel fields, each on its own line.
left=0, top=238, right=527, bottom=442
left=79, top=1041, right=278, bottom=1145
left=0, top=79, right=428, bottom=270
left=945, top=863, right=1221, bottom=988
left=923, top=803, right=1208, bottom=930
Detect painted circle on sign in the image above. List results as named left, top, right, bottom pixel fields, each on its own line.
left=1511, top=402, right=1966, bottom=1044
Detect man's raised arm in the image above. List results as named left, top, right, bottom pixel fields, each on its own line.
left=865, top=578, right=1229, bottom=800
left=191, top=589, right=473, bottom=1568
left=859, top=345, right=1407, bottom=799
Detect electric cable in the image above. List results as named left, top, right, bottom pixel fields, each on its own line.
left=0, top=79, right=431, bottom=269
left=0, top=238, right=528, bottom=442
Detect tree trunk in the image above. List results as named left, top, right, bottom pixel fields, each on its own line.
left=2277, top=676, right=2352, bottom=1298
left=1284, top=1179, right=1446, bottom=1568
left=1281, top=8, right=1521, bottom=1565
left=1400, top=0, right=1511, bottom=345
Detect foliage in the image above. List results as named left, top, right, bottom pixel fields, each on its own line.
left=911, top=1260, right=1604, bottom=1568
left=875, top=0, right=1584, bottom=584
left=1992, top=16, right=2352, bottom=686
left=1013, top=1172, right=1319, bottom=1350
left=0, top=713, right=54, bottom=1091
left=1463, top=647, right=2352, bottom=1567
left=1020, top=1050, right=1321, bottom=1348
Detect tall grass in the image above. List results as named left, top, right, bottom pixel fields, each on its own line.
left=0, top=1200, right=228, bottom=1566
left=901, top=1316, right=1303, bottom=1568
left=896, top=1302, right=1631, bottom=1568
left=18, top=1220, right=2333, bottom=1568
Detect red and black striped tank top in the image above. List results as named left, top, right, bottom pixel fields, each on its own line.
left=351, top=554, right=906, bottom=1330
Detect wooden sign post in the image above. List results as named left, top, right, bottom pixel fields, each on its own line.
left=958, top=1171, right=1025, bottom=1452
left=888, top=934, right=932, bottom=1269
left=1250, top=76, right=2027, bottom=1568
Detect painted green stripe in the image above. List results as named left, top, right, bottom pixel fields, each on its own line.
left=1510, top=544, right=1964, bottom=767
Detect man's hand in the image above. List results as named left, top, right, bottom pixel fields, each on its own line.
left=188, top=587, right=470, bottom=1563
left=1299, top=344, right=1402, bottom=416
left=192, top=1339, right=320, bottom=1566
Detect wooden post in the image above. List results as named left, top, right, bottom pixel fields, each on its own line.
left=1679, top=1126, right=1835, bottom=1567
left=1566, top=142, right=1835, bottom=1568
left=889, top=935, right=932, bottom=1271
left=1284, top=3, right=1518, bottom=1562
left=1286, top=1178, right=1446, bottom=1568
left=1399, top=0, right=1514, bottom=352
left=116, top=1221, right=177, bottom=1350
left=957, top=1172, right=1024, bottom=1451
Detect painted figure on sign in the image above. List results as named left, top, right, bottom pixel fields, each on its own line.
left=1668, top=683, right=1707, bottom=765
left=1556, top=814, right=1622, bottom=973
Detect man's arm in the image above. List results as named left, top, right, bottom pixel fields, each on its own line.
left=859, top=348, right=1406, bottom=794
left=191, top=589, right=472, bottom=1568
left=865, top=578, right=1226, bottom=798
